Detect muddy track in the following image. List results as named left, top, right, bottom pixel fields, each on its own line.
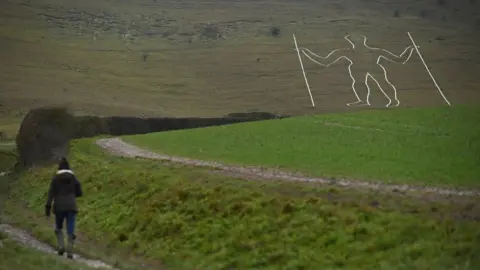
left=0, top=224, right=115, bottom=269
left=96, top=138, right=480, bottom=197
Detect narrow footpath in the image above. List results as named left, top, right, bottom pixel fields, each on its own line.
left=0, top=224, right=115, bottom=269
left=96, top=138, right=480, bottom=197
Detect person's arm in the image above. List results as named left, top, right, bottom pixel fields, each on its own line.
left=74, top=177, right=83, bottom=198
left=45, top=177, right=55, bottom=216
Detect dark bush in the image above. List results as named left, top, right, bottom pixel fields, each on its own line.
left=270, top=26, right=280, bottom=37
left=105, top=116, right=152, bottom=136
left=201, top=24, right=220, bottom=40
left=16, top=107, right=288, bottom=168
left=74, top=116, right=109, bottom=138
left=15, top=107, right=75, bottom=168
left=393, top=10, right=400, bottom=17
left=226, top=112, right=284, bottom=120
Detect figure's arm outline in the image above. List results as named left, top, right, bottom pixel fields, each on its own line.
left=293, top=34, right=354, bottom=59
left=378, top=46, right=416, bottom=64
left=298, top=47, right=350, bottom=60
left=301, top=49, right=351, bottom=67
left=361, top=35, right=417, bottom=59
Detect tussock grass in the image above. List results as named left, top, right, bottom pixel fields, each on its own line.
left=125, top=105, right=480, bottom=188
left=6, top=139, right=480, bottom=269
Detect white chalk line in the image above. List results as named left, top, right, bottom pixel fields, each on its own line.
left=293, top=34, right=315, bottom=107
left=302, top=35, right=413, bottom=107
left=300, top=43, right=412, bottom=107
left=293, top=34, right=358, bottom=107
left=293, top=33, right=439, bottom=108
left=300, top=50, right=363, bottom=106
left=407, top=32, right=451, bottom=106
left=373, top=45, right=416, bottom=107
left=298, top=36, right=414, bottom=107
left=363, top=34, right=450, bottom=107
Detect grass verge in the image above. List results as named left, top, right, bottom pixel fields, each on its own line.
left=4, top=138, right=480, bottom=269
left=124, top=105, right=480, bottom=188
left=0, top=149, right=161, bottom=270
left=0, top=234, right=99, bottom=270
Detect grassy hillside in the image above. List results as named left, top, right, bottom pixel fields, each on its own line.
left=0, top=148, right=16, bottom=172
left=0, top=116, right=21, bottom=140
left=0, top=233, right=99, bottom=270
left=5, top=139, right=480, bottom=269
left=1, top=0, right=479, bottom=120
left=124, top=105, right=480, bottom=188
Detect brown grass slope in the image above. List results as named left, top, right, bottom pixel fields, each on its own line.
left=1, top=0, right=479, bottom=123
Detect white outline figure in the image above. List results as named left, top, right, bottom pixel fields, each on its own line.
left=295, top=34, right=416, bottom=107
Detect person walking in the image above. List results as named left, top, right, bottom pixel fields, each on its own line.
left=45, top=157, right=83, bottom=259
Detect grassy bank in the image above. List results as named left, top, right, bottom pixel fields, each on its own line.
left=5, top=139, right=480, bottom=269
left=0, top=115, right=21, bottom=141
left=124, top=105, right=480, bottom=188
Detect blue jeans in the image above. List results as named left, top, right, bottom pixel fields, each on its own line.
left=54, top=211, right=76, bottom=236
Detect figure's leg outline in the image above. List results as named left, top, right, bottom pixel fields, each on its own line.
left=381, top=65, right=400, bottom=107
left=376, top=62, right=400, bottom=107
left=346, top=62, right=364, bottom=106
left=367, top=73, right=393, bottom=107
left=364, top=73, right=373, bottom=106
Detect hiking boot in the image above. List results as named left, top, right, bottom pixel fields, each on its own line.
left=55, top=230, right=65, bottom=255
left=66, top=234, right=75, bottom=259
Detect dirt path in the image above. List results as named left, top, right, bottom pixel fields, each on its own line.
left=96, top=138, right=479, bottom=197
left=0, top=224, right=115, bottom=269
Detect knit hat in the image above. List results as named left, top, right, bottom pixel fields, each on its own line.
left=58, top=157, right=70, bottom=170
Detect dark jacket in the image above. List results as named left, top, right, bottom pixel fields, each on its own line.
left=46, top=169, right=83, bottom=213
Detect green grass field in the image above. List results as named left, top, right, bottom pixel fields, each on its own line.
left=0, top=233, right=98, bottom=270
left=5, top=139, right=480, bottom=270
left=124, top=105, right=480, bottom=188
